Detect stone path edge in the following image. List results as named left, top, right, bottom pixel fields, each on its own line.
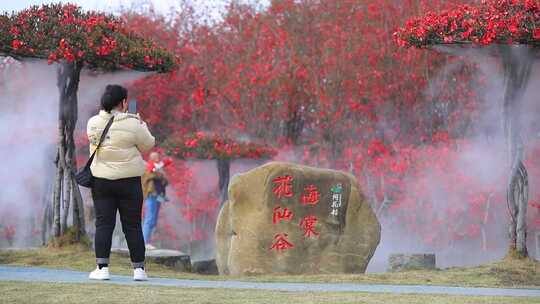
left=0, top=265, right=539, bottom=298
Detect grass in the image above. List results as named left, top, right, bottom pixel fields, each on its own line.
left=1, top=281, right=539, bottom=304
left=0, top=244, right=539, bottom=289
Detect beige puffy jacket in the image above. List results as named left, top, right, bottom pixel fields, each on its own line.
left=87, top=110, right=155, bottom=180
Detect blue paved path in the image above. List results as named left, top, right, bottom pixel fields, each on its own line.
left=0, top=265, right=539, bottom=297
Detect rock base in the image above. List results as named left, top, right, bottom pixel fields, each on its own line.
left=192, top=259, right=219, bottom=275
left=388, top=253, right=436, bottom=272
left=112, top=248, right=191, bottom=272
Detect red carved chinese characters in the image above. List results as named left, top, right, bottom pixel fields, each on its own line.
left=272, top=175, right=294, bottom=198
left=270, top=233, right=294, bottom=251
left=301, top=184, right=320, bottom=206
left=299, top=215, right=320, bottom=238
left=273, top=206, right=294, bottom=224
left=270, top=175, right=325, bottom=251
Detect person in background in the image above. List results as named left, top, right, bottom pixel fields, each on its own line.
left=87, top=84, right=155, bottom=281
left=141, top=151, right=172, bottom=250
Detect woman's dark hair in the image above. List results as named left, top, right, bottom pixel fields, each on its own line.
left=101, top=84, right=128, bottom=113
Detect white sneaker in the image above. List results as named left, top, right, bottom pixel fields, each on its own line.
left=145, top=244, right=156, bottom=250
left=89, top=267, right=110, bottom=280
left=133, top=268, right=148, bottom=281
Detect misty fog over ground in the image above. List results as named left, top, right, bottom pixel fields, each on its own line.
left=1, top=47, right=539, bottom=272
left=0, top=59, right=146, bottom=248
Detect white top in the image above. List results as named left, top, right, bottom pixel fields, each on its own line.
left=87, top=110, right=155, bottom=180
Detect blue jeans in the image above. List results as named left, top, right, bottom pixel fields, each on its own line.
left=142, top=195, right=161, bottom=244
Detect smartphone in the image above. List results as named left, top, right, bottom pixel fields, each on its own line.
left=128, top=100, right=137, bottom=114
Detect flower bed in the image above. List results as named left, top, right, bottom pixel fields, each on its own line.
left=0, top=3, right=175, bottom=71
left=162, top=132, right=276, bottom=160
left=394, top=0, right=540, bottom=48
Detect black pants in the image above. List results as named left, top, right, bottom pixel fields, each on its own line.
left=91, top=176, right=145, bottom=268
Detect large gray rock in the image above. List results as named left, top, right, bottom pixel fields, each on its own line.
left=216, top=162, right=381, bottom=275
left=388, top=253, right=436, bottom=272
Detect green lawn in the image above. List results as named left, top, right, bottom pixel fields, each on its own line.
left=1, top=281, right=539, bottom=304
left=0, top=244, right=539, bottom=289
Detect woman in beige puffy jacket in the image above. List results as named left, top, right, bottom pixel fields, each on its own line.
left=87, top=85, right=155, bottom=281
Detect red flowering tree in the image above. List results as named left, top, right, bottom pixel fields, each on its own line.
left=125, top=0, right=476, bottom=155
left=163, top=131, right=276, bottom=203
left=395, top=0, right=540, bottom=257
left=155, top=132, right=275, bottom=249
left=121, top=4, right=212, bottom=141
left=121, top=0, right=482, bottom=250
left=0, top=4, right=175, bottom=242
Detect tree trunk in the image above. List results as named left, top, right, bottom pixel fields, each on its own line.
left=376, top=175, right=393, bottom=217
left=285, top=106, right=304, bottom=145
left=71, top=177, right=85, bottom=235
left=41, top=193, right=53, bottom=245
left=217, top=158, right=230, bottom=207
left=500, top=45, right=533, bottom=258
left=363, top=168, right=377, bottom=210
left=51, top=61, right=84, bottom=241
left=481, top=192, right=494, bottom=251
left=61, top=169, right=72, bottom=233
left=52, top=148, right=63, bottom=238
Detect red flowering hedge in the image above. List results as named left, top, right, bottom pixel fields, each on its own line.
left=0, top=3, right=175, bottom=72
left=394, top=0, right=540, bottom=48
left=162, top=132, right=277, bottom=160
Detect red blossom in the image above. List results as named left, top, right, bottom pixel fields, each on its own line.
left=534, top=29, right=540, bottom=40
left=396, top=0, right=540, bottom=48
left=11, top=39, right=22, bottom=50
left=1, top=3, right=174, bottom=71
